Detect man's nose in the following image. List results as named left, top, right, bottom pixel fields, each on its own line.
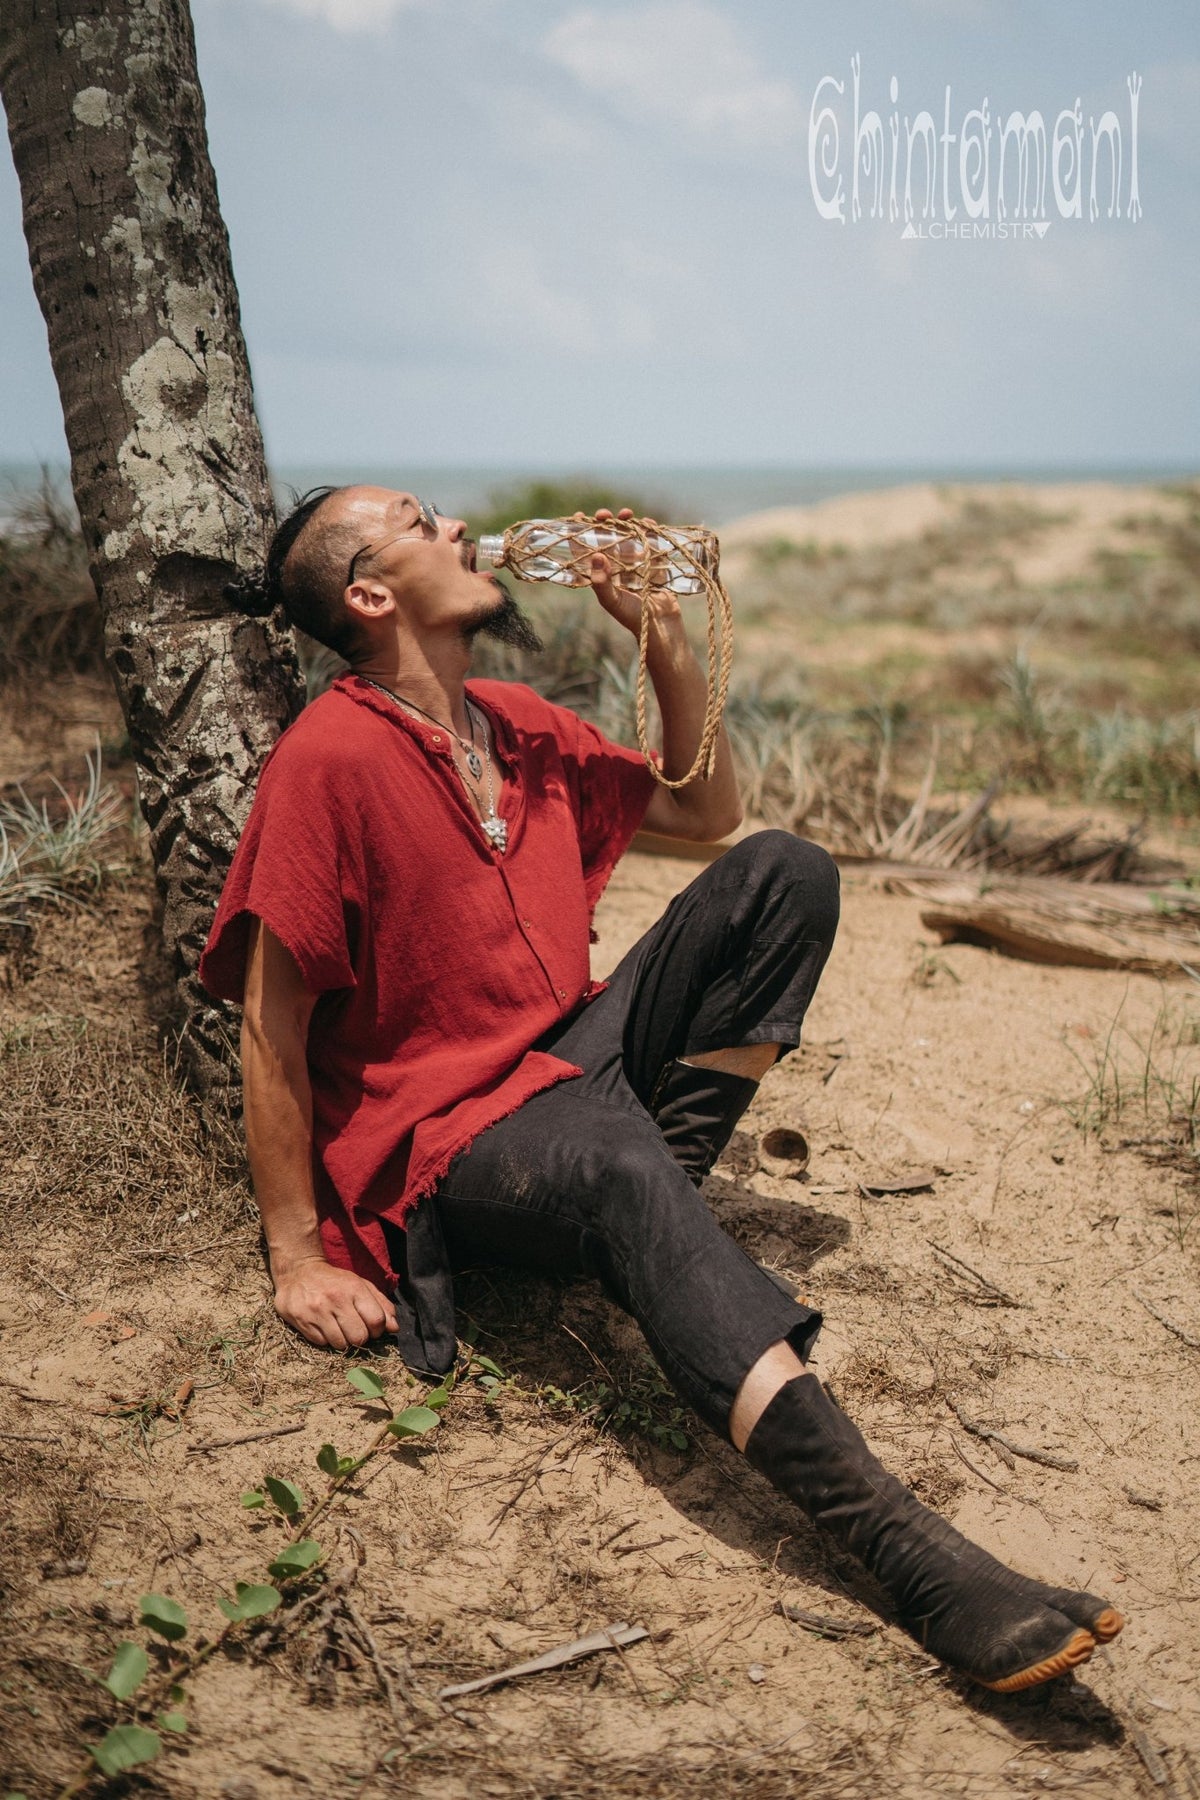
left=445, top=515, right=467, bottom=540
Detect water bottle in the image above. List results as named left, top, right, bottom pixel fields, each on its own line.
left=476, top=517, right=720, bottom=596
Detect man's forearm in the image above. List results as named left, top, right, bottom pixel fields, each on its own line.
left=241, top=1022, right=325, bottom=1276
left=645, top=614, right=741, bottom=837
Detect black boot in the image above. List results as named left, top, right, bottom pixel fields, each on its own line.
left=651, top=1059, right=759, bottom=1186
left=745, top=1375, right=1123, bottom=1691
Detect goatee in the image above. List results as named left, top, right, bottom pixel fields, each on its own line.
left=463, top=584, right=544, bottom=654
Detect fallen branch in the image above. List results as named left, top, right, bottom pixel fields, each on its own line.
left=889, top=873, right=1200, bottom=976
left=1133, top=1290, right=1200, bottom=1352
left=187, top=1421, right=306, bottom=1454
left=437, top=1622, right=649, bottom=1701
left=945, top=1398, right=1079, bottom=1472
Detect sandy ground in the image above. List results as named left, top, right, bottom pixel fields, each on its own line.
left=2, top=841, right=1198, bottom=1799
left=1, top=476, right=1198, bottom=1797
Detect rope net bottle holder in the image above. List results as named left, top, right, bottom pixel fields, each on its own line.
left=497, top=518, right=734, bottom=790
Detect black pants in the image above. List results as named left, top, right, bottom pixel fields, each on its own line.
left=387, top=830, right=841, bottom=1440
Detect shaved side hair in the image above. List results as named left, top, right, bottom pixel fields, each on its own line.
left=266, top=487, right=364, bottom=659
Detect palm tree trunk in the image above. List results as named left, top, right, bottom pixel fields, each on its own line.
left=0, top=0, right=304, bottom=1105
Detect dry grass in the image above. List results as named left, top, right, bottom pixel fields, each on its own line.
left=0, top=474, right=101, bottom=682
left=0, top=1014, right=253, bottom=1252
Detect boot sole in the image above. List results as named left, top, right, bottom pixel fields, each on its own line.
left=980, top=1627, right=1098, bottom=1693
left=1088, top=1607, right=1125, bottom=1644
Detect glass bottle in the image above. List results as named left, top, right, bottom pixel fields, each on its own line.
left=476, top=517, right=720, bottom=596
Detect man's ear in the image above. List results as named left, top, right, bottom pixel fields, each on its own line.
left=346, top=579, right=397, bottom=623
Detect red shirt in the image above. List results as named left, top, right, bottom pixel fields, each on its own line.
left=199, top=674, right=656, bottom=1289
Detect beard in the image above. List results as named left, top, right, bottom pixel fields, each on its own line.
left=461, top=581, right=544, bottom=654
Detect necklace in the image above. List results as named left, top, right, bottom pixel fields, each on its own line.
left=473, top=714, right=508, bottom=854
left=360, top=677, right=483, bottom=779
left=360, top=677, right=507, bottom=854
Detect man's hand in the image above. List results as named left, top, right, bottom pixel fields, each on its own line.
left=579, top=506, right=680, bottom=638
left=578, top=507, right=743, bottom=843
left=272, top=1254, right=400, bottom=1350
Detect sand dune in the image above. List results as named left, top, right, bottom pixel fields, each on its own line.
left=718, top=478, right=1194, bottom=587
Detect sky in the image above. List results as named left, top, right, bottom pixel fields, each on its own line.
left=1, top=0, right=1198, bottom=472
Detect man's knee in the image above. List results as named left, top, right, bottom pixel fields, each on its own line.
left=728, top=829, right=840, bottom=942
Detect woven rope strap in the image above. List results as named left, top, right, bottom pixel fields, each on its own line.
left=501, top=519, right=734, bottom=789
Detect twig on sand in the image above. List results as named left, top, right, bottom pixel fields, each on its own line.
left=928, top=1240, right=1019, bottom=1307
left=437, top=1622, right=649, bottom=1701
left=488, top=1432, right=575, bottom=1534
left=945, top=1398, right=1079, bottom=1472
left=187, top=1420, right=305, bottom=1454
left=124, top=1235, right=247, bottom=1261
left=950, top=1435, right=1009, bottom=1494
left=1134, top=1289, right=1200, bottom=1352
left=342, top=1594, right=408, bottom=1728
left=597, top=1519, right=637, bottom=1552
left=775, top=1601, right=878, bottom=1641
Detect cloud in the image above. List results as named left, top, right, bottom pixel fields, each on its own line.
left=471, top=252, right=657, bottom=358
left=542, top=2, right=803, bottom=153
left=252, top=0, right=417, bottom=33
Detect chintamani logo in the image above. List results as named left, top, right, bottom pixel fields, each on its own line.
left=808, top=56, right=1143, bottom=238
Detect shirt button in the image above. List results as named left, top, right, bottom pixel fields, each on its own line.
left=522, top=919, right=533, bottom=929
left=432, top=733, right=442, bottom=742
left=558, top=988, right=567, bottom=999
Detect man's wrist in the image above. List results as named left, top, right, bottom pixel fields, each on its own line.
left=267, top=1233, right=326, bottom=1281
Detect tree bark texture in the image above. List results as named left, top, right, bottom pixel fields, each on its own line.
left=0, top=1, right=304, bottom=1103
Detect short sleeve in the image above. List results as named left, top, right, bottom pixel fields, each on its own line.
left=571, top=712, right=658, bottom=916
left=199, top=736, right=361, bottom=1004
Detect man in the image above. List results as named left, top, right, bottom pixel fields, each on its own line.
left=204, top=485, right=1123, bottom=1694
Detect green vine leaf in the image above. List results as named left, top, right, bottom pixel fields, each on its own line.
left=157, top=1711, right=189, bottom=1734
left=138, top=1593, right=188, bottom=1643
left=103, top=1641, right=149, bottom=1701
left=388, top=1405, right=440, bottom=1439
left=268, top=1539, right=323, bottom=1580
left=472, top=1354, right=505, bottom=1379
left=217, top=1581, right=281, bottom=1622
left=263, top=1476, right=305, bottom=1517
left=90, top=1724, right=161, bottom=1776
left=346, top=1366, right=387, bottom=1401
left=424, top=1385, right=451, bottom=1410
left=241, top=1488, right=266, bottom=1508
left=317, top=1442, right=362, bottom=1477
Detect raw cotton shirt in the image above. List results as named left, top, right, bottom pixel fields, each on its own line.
left=199, top=673, right=656, bottom=1289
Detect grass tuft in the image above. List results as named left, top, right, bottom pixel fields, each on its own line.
left=0, top=744, right=139, bottom=946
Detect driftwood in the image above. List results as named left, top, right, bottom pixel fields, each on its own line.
left=880, top=873, right=1200, bottom=976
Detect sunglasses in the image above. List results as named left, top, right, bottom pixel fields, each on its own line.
left=346, top=496, right=443, bottom=589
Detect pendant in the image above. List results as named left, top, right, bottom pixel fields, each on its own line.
left=481, top=815, right=508, bottom=854
left=466, top=749, right=483, bottom=781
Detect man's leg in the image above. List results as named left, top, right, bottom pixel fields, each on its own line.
left=541, top=829, right=841, bottom=1184
left=432, top=1087, right=1122, bottom=1694
left=431, top=830, right=1124, bottom=1691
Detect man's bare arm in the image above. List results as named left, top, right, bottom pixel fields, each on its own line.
left=241, top=918, right=398, bottom=1349
left=585, top=507, right=743, bottom=843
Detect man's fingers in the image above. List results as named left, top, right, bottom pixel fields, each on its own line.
left=351, top=1290, right=395, bottom=1339
left=290, top=1307, right=346, bottom=1350
left=329, top=1303, right=370, bottom=1348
